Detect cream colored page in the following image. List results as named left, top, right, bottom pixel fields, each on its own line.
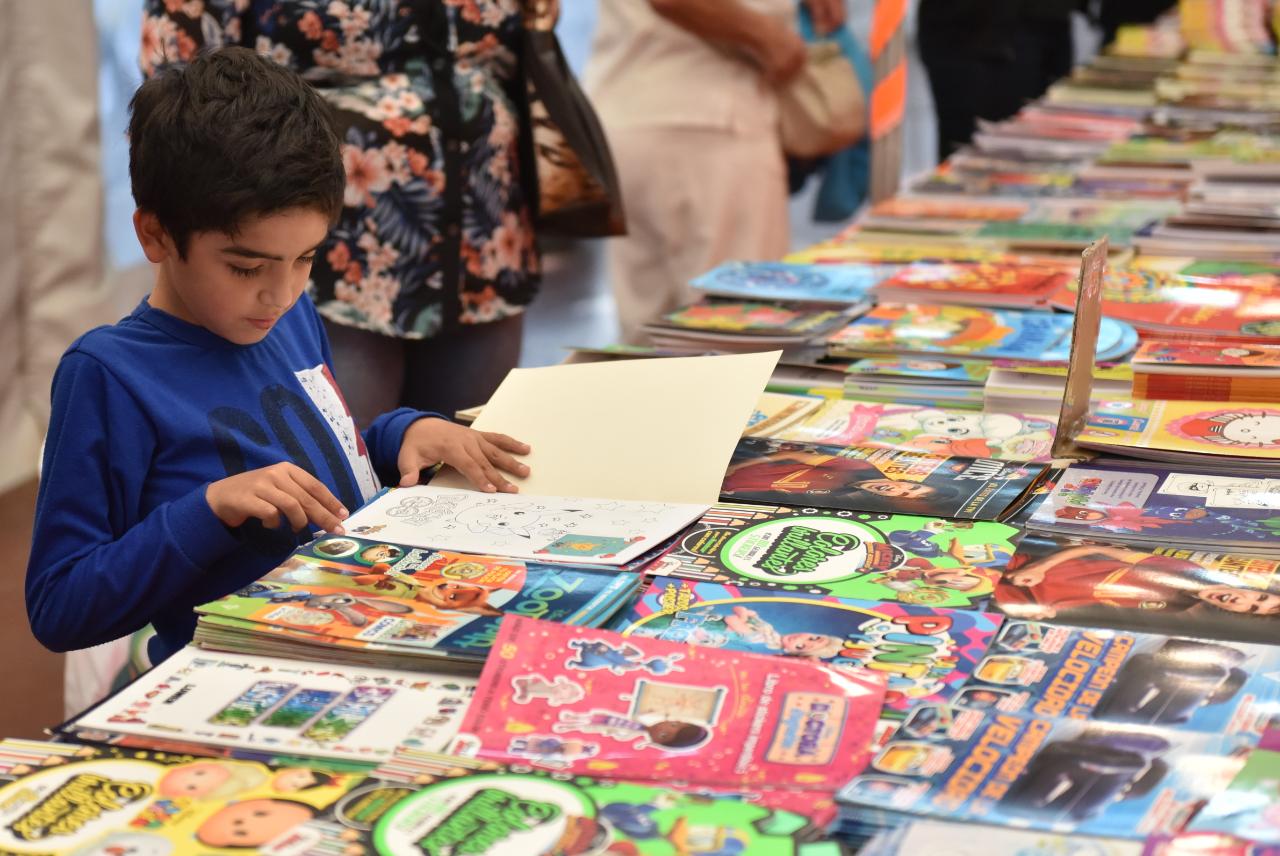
left=432, top=351, right=782, bottom=503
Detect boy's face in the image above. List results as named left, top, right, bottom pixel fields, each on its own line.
left=137, top=207, right=330, bottom=345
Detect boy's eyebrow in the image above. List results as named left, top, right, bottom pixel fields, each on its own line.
left=221, top=241, right=324, bottom=261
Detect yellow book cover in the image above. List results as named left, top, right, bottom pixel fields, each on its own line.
left=1079, top=399, right=1280, bottom=459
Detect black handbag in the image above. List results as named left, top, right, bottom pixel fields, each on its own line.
left=519, top=0, right=626, bottom=238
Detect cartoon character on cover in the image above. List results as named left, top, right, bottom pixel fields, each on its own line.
left=512, top=673, right=586, bottom=706
left=415, top=579, right=503, bottom=616
left=874, top=561, right=991, bottom=596
left=1000, top=544, right=1280, bottom=621
left=507, top=735, right=599, bottom=767
left=261, top=591, right=415, bottom=627
left=196, top=798, right=318, bottom=848
left=454, top=501, right=593, bottom=540
left=553, top=710, right=711, bottom=751
left=566, top=638, right=684, bottom=676
left=1173, top=409, right=1280, bottom=449
left=1052, top=503, right=1201, bottom=533
left=872, top=409, right=1036, bottom=458
left=721, top=606, right=847, bottom=659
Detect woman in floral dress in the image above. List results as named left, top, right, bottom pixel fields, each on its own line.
left=141, top=0, right=539, bottom=422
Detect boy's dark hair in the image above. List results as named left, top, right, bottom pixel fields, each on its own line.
left=128, top=46, right=344, bottom=258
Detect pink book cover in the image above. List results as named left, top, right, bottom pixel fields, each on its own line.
left=453, top=616, right=886, bottom=792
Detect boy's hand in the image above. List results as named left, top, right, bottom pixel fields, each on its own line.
left=206, top=463, right=349, bottom=533
left=398, top=417, right=531, bottom=493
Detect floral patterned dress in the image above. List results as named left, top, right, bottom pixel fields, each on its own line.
left=141, top=0, right=540, bottom=338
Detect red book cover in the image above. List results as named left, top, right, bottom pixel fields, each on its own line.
left=873, top=262, right=1069, bottom=308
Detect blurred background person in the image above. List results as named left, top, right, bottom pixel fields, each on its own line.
left=142, top=0, right=541, bottom=422
left=586, top=0, right=845, bottom=344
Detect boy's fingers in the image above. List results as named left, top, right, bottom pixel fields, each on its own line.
left=290, top=485, right=347, bottom=534
left=263, top=487, right=309, bottom=531
left=483, top=442, right=530, bottom=478
left=245, top=497, right=283, bottom=530
left=452, top=450, right=497, bottom=493
left=287, top=467, right=349, bottom=518
left=481, top=432, right=531, bottom=454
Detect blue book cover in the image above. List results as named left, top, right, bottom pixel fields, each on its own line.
left=690, top=261, right=890, bottom=304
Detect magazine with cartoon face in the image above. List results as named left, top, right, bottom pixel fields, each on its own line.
left=611, top=577, right=1002, bottom=714
left=769, top=398, right=1058, bottom=462
left=1026, top=463, right=1280, bottom=549
left=69, top=647, right=476, bottom=763
left=826, top=304, right=1137, bottom=363
left=1077, top=400, right=1280, bottom=464
left=0, top=739, right=357, bottom=855
left=451, top=616, right=885, bottom=792
left=338, top=485, right=708, bottom=566
left=952, top=615, right=1280, bottom=737
left=195, top=536, right=641, bottom=658
left=645, top=503, right=1020, bottom=609
left=838, top=708, right=1250, bottom=840
left=720, top=437, right=1047, bottom=521
left=996, top=533, right=1280, bottom=644
left=297, top=770, right=841, bottom=856
left=689, top=260, right=889, bottom=304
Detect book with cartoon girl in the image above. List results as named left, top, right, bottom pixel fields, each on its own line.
left=1026, top=462, right=1280, bottom=551
left=646, top=503, right=1020, bottom=609
left=825, top=303, right=1137, bottom=363
left=689, top=260, right=888, bottom=305
left=721, top=436, right=1048, bottom=521
left=451, top=616, right=886, bottom=792
left=995, top=532, right=1280, bottom=644
left=1076, top=399, right=1280, bottom=469
left=0, top=738, right=357, bottom=855
left=194, top=535, right=642, bottom=665
left=294, top=764, right=844, bottom=855
left=611, top=577, right=1003, bottom=715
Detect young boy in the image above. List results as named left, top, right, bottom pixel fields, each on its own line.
left=26, top=47, right=529, bottom=665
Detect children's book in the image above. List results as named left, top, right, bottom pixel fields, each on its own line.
left=646, top=503, right=1020, bottom=609
left=1132, top=339, right=1280, bottom=402
left=192, top=536, right=641, bottom=665
left=1049, top=268, right=1280, bottom=339
left=1025, top=463, right=1280, bottom=551
left=825, top=304, right=1138, bottom=363
left=838, top=709, right=1248, bottom=840
left=869, top=263, right=1069, bottom=309
left=1075, top=400, right=1280, bottom=469
left=743, top=392, right=824, bottom=437
left=770, top=397, right=1058, bottom=462
left=338, top=485, right=708, bottom=566
left=720, top=437, right=1047, bottom=521
left=996, top=532, right=1280, bottom=644
left=1185, top=749, right=1280, bottom=847
left=450, top=616, right=886, bottom=792
left=655, top=302, right=852, bottom=338
left=689, top=260, right=889, bottom=304
left=298, top=767, right=842, bottom=854
left=952, top=617, right=1280, bottom=737
left=66, top=647, right=476, bottom=763
left=859, top=820, right=1142, bottom=856
left=0, top=739, right=358, bottom=855
left=847, top=357, right=992, bottom=385
left=611, top=577, right=1003, bottom=714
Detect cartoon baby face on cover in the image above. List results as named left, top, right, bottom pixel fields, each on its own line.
left=454, top=616, right=886, bottom=791
left=0, top=751, right=353, bottom=855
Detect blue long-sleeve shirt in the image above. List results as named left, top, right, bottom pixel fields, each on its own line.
left=27, top=294, right=431, bottom=663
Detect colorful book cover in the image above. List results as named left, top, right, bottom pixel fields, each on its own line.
left=846, top=357, right=992, bottom=384
left=720, top=437, right=1046, bottom=521
left=771, top=398, right=1058, bottom=462
left=0, top=740, right=357, bottom=854
left=1026, top=464, right=1280, bottom=548
left=294, top=769, right=842, bottom=855
left=660, top=302, right=847, bottom=336
left=689, top=261, right=887, bottom=304
left=871, top=263, right=1069, bottom=307
left=1077, top=401, right=1280, bottom=462
left=646, top=503, right=1020, bottom=608
left=865, top=198, right=1029, bottom=222
left=1134, top=339, right=1280, bottom=371
left=195, top=536, right=640, bottom=658
left=452, top=616, right=886, bottom=791
left=995, top=532, right=1280, bottom=644
left=1185, top=749, right=1280, bottom=847
left=838, top=709, right=1249, bottom=840
left=1050, top=269, right=1280, bottom=339
left=339, top=485, right=708, bottom=566
left=612, top=577, right=1002, bottom=713
left=69, top=647, right=476, bottom=762
left=743, top=393, right=824, bottom=438
left=826, top=304, right=1136, bottom=362
left=952, top=616, right=1280, bottom=737
left=974, top=221, right=1131, bottom=246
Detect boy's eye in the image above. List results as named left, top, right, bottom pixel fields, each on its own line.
left=298, top=255, right=316, bottom=265
left=229, top=264, right=263, bottom=278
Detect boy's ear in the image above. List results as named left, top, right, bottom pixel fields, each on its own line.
left=133, top=209, right=175, bottom=263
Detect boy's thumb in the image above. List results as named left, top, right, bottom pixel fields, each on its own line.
left=399, top=468, right=420, bottom=487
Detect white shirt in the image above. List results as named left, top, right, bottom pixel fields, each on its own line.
left=585, top=0, right=794, bottom=134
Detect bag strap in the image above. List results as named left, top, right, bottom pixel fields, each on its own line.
left=521, top=0, right=560, bottom=32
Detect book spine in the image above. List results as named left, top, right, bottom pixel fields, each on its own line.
left=1133, top=373, right=1280, bottom=402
